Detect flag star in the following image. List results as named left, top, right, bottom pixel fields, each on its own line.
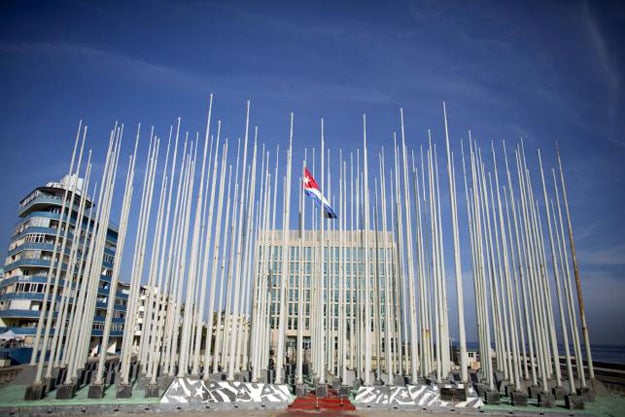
left=195, top=386, right=204, bottom=398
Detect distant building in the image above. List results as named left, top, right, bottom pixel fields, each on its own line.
left=0, top=175, right=128, bottom=355
left=253, top=229, right=400, bottom=369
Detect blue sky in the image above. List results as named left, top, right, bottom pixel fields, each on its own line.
left=1, top=0, right=624, bottom=344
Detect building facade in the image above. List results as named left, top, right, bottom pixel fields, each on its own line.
left=253, top=229, right=401, bottom=373
left=0, top=175, right=127, bottom=355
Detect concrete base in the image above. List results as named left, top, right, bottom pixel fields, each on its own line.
left=332, top=377, right=342, bottom=387
left=343, top=369, right=356, bottom=387
left=24, top=383, right=46, bottom=401
left=393, top=375, right=405, bottom=386
left=552, top=385, right=565, bottom=400
left=440, top=386, right=453, bottom=401
left=315, top=382, right=328, bottom=398
left=145, top=383, right=160, bottom=398
left=440, top=385, right=467, bottom=401
left=577, top=386, right=595, bottom=402
left=528, top=384, right=541, bottom=399
left=338, top=385, right=350, bottom=397
left=454, top=385, right=468, bottom=401
left=537, top=392, right=555, bottom=408
left=295, top=384, right=309, bottom=397
left=87, top=383, right=105, bottom=399
left=484, top=389, right=500, bottom=404
left=510, top=390, right=528, bottom=406
left=116, top=383, right=132, bottom=398
left=565, top=394, right=585, bottom=410
left=55, top=383, right=76, bottom=399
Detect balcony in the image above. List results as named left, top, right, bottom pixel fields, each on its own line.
left=18, top=195, right=64, bottom=217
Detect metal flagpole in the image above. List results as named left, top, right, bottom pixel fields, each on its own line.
left=493, top=142, right=521, bottom=390
left=399, top=109, right=419, bottom=382
left=221, top=138, right=241, bottom=376
left=442, top=103, right=468, bottom=383
left=275, top=113, right=294, bottom=385
left=552, top=167, right=586, bottom=388
left=180, top=96, right=214, bottom=376
left=33, top=125, right=86, bottom=385
left=557, top=147, right=594, bottom=381
left=318, top=119, right=326, bottom=385
left=139, top=122, right=180, bottom=385
left=504, top=142, right=532, bottom=383
left=296, top=158, right=306, bottom=385
left=94, top=127, right=140, bottom=390
left=167, top=140, right=196, bottom=375
left=391, top=138, right=407, bottom=378
left=50, top=148, right=92, bottom=371
left=227, top=101, right=251, bottom=380
left=379, top=149, right=393, bottom=383
left=118, top=131, right=159, bottom=389
left=212, top=165, right=233, bottom=375
left=146, top=117, right=187, bottom=385
left=203, top=138, right=227, bottom=378
left=237, top=130, right=259, bottom=373
left=539, top=150, right=573, bottom=392
left=31, top=120, right=82, bottom=367
left=362, top=114, right=372, bottom=386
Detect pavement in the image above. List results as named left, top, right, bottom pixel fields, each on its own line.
left=1, top=381, right=624, bottom=417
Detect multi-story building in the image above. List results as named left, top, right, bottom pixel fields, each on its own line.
left=0, top=175, right=128, bottom=357
left=253, top=229, right=400, bottom=369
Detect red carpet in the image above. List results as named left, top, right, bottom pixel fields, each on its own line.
left=288, top=387, right=356, bottom=411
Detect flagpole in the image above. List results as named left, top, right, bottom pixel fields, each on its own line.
left=143, top=123, right=176, bottom=384
left=212, top=164, right=233, bottom=376
left=503, top=141, right=532, bottom=383
left=249, top=145, right=266, bottom=382
left=240, top=129, right=259, bottom=372
left=557, top=146, right=594, bottom=381
left=361, top=114, right=372, bottom=386
left=317, top=118, right=326, bottom=385
left=204, top=137, right=228, bottom=379
left=275, top=113, right=294, bottom=385
left=296, top=157, right=306, bottom=385
left=552, top=166, right=586, bottom=388
left=491, top=141, right=521, bottom=389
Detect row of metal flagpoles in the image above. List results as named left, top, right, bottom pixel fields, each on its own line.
left=27, top=95, right=593, bottom=399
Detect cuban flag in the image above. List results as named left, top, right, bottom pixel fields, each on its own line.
left=303, top=167, right=337, bottom=219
